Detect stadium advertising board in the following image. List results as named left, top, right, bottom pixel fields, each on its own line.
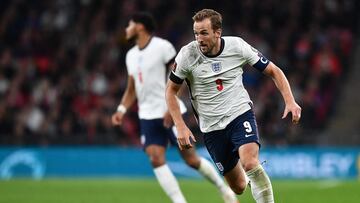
left=0, top=147, right=358, bottom=179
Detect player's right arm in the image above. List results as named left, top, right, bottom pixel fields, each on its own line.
left=111, top=75, right=136, bottom=126
left=238, top=37, right=301, bottom=124
left=166, top=80, right=196, bottom=150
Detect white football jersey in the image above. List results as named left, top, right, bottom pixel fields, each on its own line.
left=126, top=36, right=186, bottom=119
left=171, top=36, right=269, bottom=132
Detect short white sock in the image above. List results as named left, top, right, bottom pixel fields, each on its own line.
left=153, top=164, right=187, bottom=203
left=246, top=164, right=274, bottom=203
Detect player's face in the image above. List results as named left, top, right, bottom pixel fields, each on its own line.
left=125, top=20, right=138, bottom=41
left=193, top=18, right=221, bottom=55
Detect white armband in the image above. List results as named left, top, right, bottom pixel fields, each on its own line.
left=116, top=104, right=127, bottom=114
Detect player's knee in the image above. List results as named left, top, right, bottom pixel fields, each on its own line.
left=241, top=159, right=259, bottom=172
left=183, top=156, right=200, bottom=169
left=148, top=154, right=166, bottom=167
left=230, top=181, right=247, bottom=195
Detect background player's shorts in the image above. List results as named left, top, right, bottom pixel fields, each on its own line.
left=203, top=109, right=261, bottom=175
left=139, top=118, right=178, bottom=149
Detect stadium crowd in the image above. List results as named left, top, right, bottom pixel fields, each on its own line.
left=0, top=0, right=358, bottom=146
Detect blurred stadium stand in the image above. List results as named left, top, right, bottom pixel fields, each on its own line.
left=321, top=38, right=360, bottom=145
left=0, top=0, right=359, bottom=146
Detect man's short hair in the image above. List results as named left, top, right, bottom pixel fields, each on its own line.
left=131, top=12, right=156, bottom=33
left=192, top=9, right=222, bottom=31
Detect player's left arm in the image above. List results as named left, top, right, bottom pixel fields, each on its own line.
left=263, top=62, right=302, bottom=124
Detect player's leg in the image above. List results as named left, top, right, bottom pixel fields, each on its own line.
left=196, top=129, right=242, bottom=203
left=202, top=131, right=248, bottom=195
left=178, top=148, right=230, bottom=190
left=169, top=125, right=238, bottom=203
left=145, top=144, right=166, bottom=167
left=231, top=109, right=274, bottom=203
left=223, top=161, right=248, bottom=194
left=178, top=147, right=238, bottom=203
left=145, top=145, right=186, bottom=203
left=141, top=119, right=187, bottom=203
left=239, top=143, right=274, bottom=203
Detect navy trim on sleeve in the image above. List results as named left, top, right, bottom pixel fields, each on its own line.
left=252, top=57, right=270, bottom=72
left=169, top=72, right=184, bottom=84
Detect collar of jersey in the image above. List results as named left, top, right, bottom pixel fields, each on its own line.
left=138, top=36, right=153, bottom=51
left=203, top=38, right=225, bottom=58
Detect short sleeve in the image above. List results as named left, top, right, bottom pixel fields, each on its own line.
left=239, top=38, right=269, bottom=72
left=162, top=40, right=177, bottom=64
left=125, top=51, right=133, bottom=76
left=170, top=47, right=189, bottom=83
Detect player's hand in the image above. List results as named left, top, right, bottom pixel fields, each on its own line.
left=282, top=101, right=302, bottom=124
left=176, top=125, right=196, bottom=150
left=111, top=112, right=124, bottom=126
left=163, top=111, right=173, bottom=128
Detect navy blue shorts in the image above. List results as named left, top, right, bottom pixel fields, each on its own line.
left=139, top=118, right=177, bottom=149
left=203, top=109, right=260, bottom=175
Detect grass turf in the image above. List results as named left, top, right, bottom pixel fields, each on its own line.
left=0, top=179, right=359, bottom=203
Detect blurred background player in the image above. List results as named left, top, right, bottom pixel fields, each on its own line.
left=111, top=12, right=238, bottom=203
left=166, top=9, right=301, bottom=203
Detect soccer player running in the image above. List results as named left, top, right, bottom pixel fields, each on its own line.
left=166, top=9, right=302, bottom=203
left=111, top=12, right=238, bottom=203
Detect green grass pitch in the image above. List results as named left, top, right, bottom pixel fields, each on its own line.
left=0, top=178, right=359, bottom=203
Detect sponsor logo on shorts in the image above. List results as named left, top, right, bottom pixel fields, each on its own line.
left=245, top=134, right=255, bottom=138
left=215, top=162, right=224, bottom=172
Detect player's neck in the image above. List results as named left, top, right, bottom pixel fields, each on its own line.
left=136, top=33, right=152, bottom=50
left=205, top=38, right=224, bottom=57
left=211, top=38, right=222, bottom=55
